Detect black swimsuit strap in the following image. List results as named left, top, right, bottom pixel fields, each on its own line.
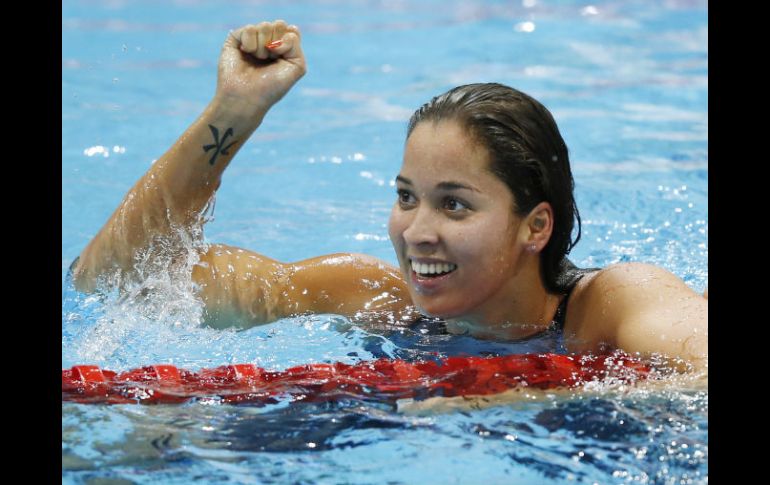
left=551, top=293, right=571, bottom=331
left=551, top=259, right=600, bottom=331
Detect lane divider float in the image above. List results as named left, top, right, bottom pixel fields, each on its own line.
left=62, top=352, right=651, bottom=405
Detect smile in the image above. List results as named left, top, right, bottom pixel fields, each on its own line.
left=409, top=259, right=457, bottom=278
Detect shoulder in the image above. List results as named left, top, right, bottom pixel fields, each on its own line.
left=563, top=263, right=708, bottom=365
left=587, top=262, right=704, bottom=309
left=578, top=262, right=688, bottom=297
left=567, top=262, right=702, bottom=327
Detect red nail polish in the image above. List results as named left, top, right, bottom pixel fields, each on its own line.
left=266, top=39, right=283, bottom=49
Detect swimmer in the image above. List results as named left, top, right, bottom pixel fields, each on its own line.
left=71, top=20, right=707, bottom=372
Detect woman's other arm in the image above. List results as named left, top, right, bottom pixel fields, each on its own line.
left=566, top=263, right=708, bottom=372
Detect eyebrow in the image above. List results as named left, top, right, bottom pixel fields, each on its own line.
left=395, top=175, right=479, bottom=193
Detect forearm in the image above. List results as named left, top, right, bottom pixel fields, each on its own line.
left=73, top=96, right=268, bottom=292
left=149, top=95, right=266, bottom=222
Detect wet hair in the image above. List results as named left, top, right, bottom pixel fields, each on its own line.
left=407, top=83, right=581, bottom=293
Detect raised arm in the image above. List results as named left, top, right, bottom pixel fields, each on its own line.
left=72, top=21, right=306, bottom=292
left=71, top=21, right=416, bottom=328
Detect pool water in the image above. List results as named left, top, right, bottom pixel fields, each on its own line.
left=62, top=1, right=708, bottom=483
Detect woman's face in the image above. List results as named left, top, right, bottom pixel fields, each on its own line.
left=388, top=120, right=528, bottom=321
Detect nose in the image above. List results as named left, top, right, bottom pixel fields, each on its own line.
left=402, top=205, right=440, bottom=247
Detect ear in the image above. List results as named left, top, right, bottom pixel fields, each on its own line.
left=521, top=202, right=553, bottom=253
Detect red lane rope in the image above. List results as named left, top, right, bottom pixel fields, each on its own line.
left=62, top=352, right=651, bottom=405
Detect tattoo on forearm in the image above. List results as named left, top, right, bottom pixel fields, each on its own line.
left=203, top=125, right=237, bottom=165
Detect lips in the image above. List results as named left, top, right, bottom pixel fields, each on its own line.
left=407, top=258, right=457, bottom=294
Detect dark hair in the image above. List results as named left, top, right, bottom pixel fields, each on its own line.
left=407, top=83, right=581, bottom=294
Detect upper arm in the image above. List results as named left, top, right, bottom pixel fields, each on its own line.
left=193, top=246, right=416, bottom=329
left=572, top=263, right=708, bottom=370
left=284, top=253, right=416, bottom=325
left=192, top=244, right=287, bottom=328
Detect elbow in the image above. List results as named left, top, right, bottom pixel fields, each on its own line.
left=69, top=256, right=95, bottom=293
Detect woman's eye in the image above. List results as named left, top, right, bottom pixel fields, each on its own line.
left=397, top=189, right=415, bottom=205
left=444, top=197, right=469, bottom=212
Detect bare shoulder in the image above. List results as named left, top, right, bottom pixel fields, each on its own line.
left=577, top=262, right=697, bottom=299
left=564, top=263, right=708, bottom=367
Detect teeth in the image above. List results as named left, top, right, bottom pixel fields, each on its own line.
left=410, top=260, right=457, bottom=276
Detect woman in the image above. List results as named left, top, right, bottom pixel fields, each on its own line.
left=71, top=21, right=708, bottom=370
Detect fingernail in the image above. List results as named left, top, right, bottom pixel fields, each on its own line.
left=266, top=39, right=283, bottom=49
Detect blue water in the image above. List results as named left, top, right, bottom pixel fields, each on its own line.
left=62, top=1, right=707, bottom=483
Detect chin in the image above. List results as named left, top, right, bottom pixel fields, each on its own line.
left=412, top=297, right=467, bottom=320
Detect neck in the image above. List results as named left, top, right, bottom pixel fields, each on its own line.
left=445, top=258, right=562, bottom=341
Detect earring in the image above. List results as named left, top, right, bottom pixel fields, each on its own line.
left=529, top=244, right=537, bottom=252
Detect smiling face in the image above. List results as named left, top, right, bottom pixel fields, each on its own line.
left=388, top=120, right=529, bottom=322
